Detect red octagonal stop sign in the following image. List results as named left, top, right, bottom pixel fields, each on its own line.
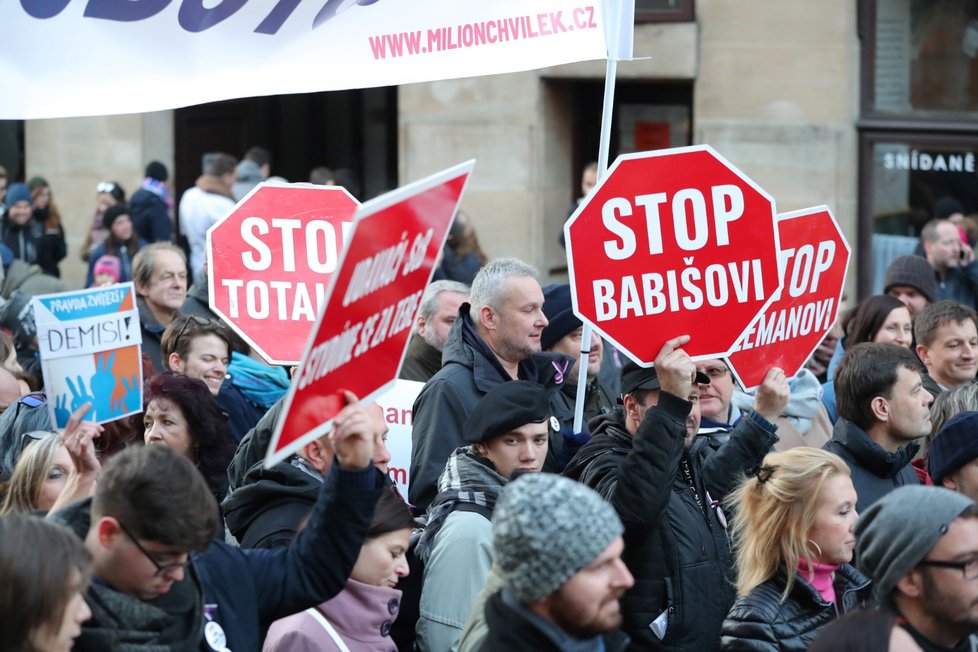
left=726, top=206, right=850, bottom=390
left=565, top=145, right=782, bottom=364
left=207, top=183, right=358, bottom=365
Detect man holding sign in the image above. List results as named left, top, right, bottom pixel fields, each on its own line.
left=565, top=337, right=787, bottom=651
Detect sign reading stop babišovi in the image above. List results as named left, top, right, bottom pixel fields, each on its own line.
left=565, top=145, right=850, bottom=391
left=565, top=145, right=783, bottom=364
left=265, top=160, right=474, bottom=467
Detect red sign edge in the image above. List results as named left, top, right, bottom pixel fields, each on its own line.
left=724, top=204, right=852, bottom=392
left=262, top=160, right=476, bottom=469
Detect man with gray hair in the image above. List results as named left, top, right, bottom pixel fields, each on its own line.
left=478, top=472, right=633, bottom=651
left=400, top=279, right=469, bottom=382
left=179, top=152, right=237, bottom=281
left=409, top=257, right=573, bottom=512
left=855, top=485, right=978, bottom=650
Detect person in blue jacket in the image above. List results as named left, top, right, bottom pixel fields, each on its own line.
left=51, top=391, right=384, bottom=652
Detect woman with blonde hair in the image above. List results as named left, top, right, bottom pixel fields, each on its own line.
left=720, top=447, right=871, bottom=651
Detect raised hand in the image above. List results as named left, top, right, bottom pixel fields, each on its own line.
left=654, top=334, right=696, bottom=400
left=753, top=367, right=791, bottom=422
left=66, top=375, right=96, bottom=413
left=329, top=391, right=377, bottom=471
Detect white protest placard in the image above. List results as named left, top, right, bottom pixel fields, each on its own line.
left=33, top=283, right=143, bottom=428
left=374, top=379, right=423, bottom=502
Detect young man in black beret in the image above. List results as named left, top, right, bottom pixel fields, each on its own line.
left=415, top=379, right=554, bottom=652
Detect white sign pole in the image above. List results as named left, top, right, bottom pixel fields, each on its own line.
left=573, top=0, right=627, bottom=433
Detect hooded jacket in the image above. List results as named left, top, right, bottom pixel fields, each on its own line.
left=720, top=564, right=872, bottom=651
left=408, top=304, right=573, bottom=511
left=52, top=464, right=383, bottom=652
left=564, top=396, right=778, bottom=652
left=822, top=418, right=920, bottom=514
left=130, top=185, right=173, bottom=244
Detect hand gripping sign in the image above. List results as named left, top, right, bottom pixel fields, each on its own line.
left=565, top=145, right=782, bottom=364
left=265, top=161, right=474, bottom=467
left=725, top=206, right=851, bottom=390
left=207, top=183, right=358, bottom=365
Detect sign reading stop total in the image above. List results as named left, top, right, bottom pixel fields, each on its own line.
left=564, top=145, right=782, bottom=364
left=207, top=183, right=358, bottom=365
left=725, top=206, right=850, bottom=390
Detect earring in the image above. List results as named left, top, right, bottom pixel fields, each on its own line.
left=807, top=539, right=823, bottom=559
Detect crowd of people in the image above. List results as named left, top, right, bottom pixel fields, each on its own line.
left=3, top=152, right=978, bottom=652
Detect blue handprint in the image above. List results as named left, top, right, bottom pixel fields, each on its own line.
left=54, top=393, right=70, bottom=429
left=66, top=375, right=96, bottom=414
left=89, top=352, right=118, bottom=421
left=111, top=375, right=141, bottom=414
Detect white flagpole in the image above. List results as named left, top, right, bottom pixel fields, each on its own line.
left=573, top=0, right=625, bottom=433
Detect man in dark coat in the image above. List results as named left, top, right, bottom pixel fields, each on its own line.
left=129, top=160, right=173, bottom=243
left=564, top=335, right=788, bottom=652
left=51, top=396, right=384, bottom=652
left=409, top=257, right=573, bottom=512
left=132, top=242, right=188, bottom=372
left=478, top=473, right=633, bottom=652
left=824, top=342, right=930, bottom=512
left=400, top=279, right=469, bottom=382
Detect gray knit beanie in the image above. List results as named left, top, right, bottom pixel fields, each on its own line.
left=492, top=473, right=623, bottom=604
left=883, top=255, right=937, bottom=303
left=855, top=485, right=975, bottom=599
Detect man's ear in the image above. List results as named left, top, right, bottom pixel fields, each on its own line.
left=916, top=344, right=931, bottom=366
left=167, top=353, right=184, bottom=373
left=622, top=394, right=641, bottom=424
left=943, top=473, right=959, bottom=492
left=895, top=570, right=924, bottom=599
left=96, top=517, right=122, bottom=549
left=870, top=395, right=890, bottom=423
left=472, top=442, right=489, bottom=458
left=479, top=305, right=497, bottom=332
left=302, top=437, right=333, bottom=474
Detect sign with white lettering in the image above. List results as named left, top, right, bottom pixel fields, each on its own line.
left=207, top=183, right=358, bottom=365
left=726, top=206, right=850, bottom=390
left=266, top=161, right=473, bottom=467
left=564, top=145, right=782, bottom=364
left=33, top=283, right=143, bottom=427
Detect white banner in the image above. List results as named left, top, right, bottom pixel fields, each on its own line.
left=1, top=1, right=620, bottom=119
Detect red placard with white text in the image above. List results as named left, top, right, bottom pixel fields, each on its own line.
left=265, top=160, right=474, bottom=467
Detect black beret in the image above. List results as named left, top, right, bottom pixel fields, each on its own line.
left=464, top=380, right=554, bottom=443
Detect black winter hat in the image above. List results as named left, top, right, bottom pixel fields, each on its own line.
left=463, top=380, right=554, bottom=444
left=102, top=204, right=130, bottom=231
left=929, top=410, right=978, bottom=484
left=883, top=255, right=937, bottom=303
left=540, top=284, right=581, bottom=351
left=145, top=161, right=168, bottom=182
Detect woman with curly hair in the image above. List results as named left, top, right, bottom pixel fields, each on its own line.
left=720, top=447, right=872, bottom=651
left=143, top=371, right=236, bottom=502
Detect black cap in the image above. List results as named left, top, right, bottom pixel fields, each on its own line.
left=463, top=380, right=554, bottom=443
left=619, top=359, right=709, bottom=396
left=541, top=284, right=581, bottom=351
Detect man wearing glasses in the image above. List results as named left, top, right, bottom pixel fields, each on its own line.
left=856, top=485, right=978, bottom=651
left=51, top=393, right=384, bottom=652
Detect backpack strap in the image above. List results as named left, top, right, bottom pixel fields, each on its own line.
left=304, top=607, right=351, bottom=652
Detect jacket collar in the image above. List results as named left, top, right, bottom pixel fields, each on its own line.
left=833, top=419, right=919, bottom=478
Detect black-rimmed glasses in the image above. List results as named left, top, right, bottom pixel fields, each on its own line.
left=117, top=521, right=188, bottom=578
left=918, top=557, right=978, bottom=580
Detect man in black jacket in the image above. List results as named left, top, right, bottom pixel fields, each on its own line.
left=824, top=342, right=930, bottom=513
left=409, top=257, right=573, bottom=512
left=52, top=392, right=384, bottom=651
left=564, top=335, right=788, bottom=651
left=399, top=279, right=469, bottom=382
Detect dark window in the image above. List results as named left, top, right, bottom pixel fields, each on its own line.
left=635, top=0, right=694, bottom=23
